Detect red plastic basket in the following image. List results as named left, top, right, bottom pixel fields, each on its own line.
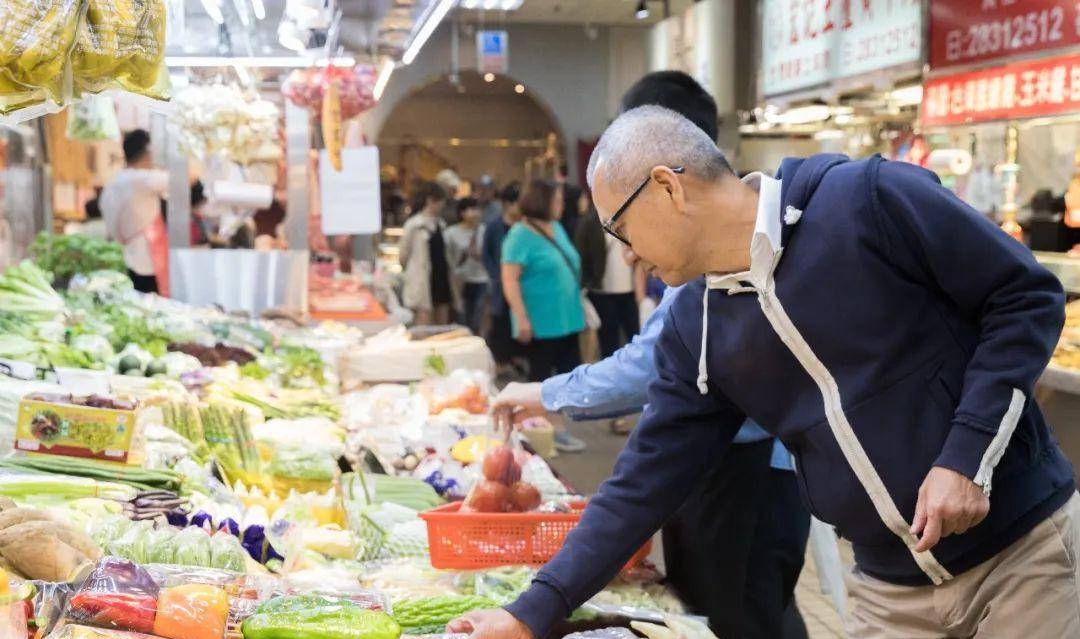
left=419, top=501, right=652, bottom=570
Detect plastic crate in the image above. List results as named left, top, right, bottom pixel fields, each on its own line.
left=419, top=501, right=652, bottom=570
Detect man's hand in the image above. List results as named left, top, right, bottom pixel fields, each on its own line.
left=447, top=609, right=533, bottom=639
left=491, top=382, right=546, bottom=432
left=911, top=466, right=990, bottom=552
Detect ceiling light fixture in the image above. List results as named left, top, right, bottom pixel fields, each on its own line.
left=482, top=0, right=499, bottom=9
left=403, top=0, right=455, bottom=65
left=635, top=1, right=650, bottom=20
left=374, top=59, right=395, bottom=100
left=250, top=0, right=265, bottom=20
left=514, top=84, right=525, bottom=94
left=460, top=0, right=480, bottom=7
left=500, top=0, right=524, bottom=8
left=484, top=72, right=495, bottom=82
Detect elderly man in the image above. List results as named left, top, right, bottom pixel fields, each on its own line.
left=452, top=106, right=1077, bottom=638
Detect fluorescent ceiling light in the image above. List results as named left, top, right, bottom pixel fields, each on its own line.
left=482, top=0, right=499, bottom=8
left=501, top=0, right=524, bottom=8
left=374, top=59, right=395, bottom=100
left=250, top=0, right=265, bottom=19
left=200, top=0, right=224, bottom=24
left=166, top=56, right=356, bottom=68
left=461, top=0, right=480, bottom=6
left=635, top=0, right=649, bottom=19
left=403, top=0, right=455, bottom=65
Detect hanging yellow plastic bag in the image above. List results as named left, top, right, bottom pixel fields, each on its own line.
left=0, top=0, right=82, bottom=114
left=73, top=0, right=171, bottom=100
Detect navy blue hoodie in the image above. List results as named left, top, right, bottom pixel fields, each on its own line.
left=505, top=155, right=1074, bottom=638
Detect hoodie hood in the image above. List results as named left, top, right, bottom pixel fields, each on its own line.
left=775, top=154, right=851, bottom=247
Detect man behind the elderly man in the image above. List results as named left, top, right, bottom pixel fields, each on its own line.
left=449, top=105, right=1078, bottom=638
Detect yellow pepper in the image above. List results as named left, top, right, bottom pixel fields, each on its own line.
left=152, top=583, right=228, bottom=639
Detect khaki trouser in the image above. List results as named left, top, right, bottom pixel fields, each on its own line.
left=846, top=492, right=1080, bottom=639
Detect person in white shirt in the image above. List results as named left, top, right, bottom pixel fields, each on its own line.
left=574, top=189, right=639, bottom=358
left=100, top=129, right=169, bottom=293
left=445, top=197, right=489, bottom=335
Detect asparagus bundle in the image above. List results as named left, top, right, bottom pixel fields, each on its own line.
left=161, top=400, right=211, bottom=461
left=199, top=403, right=261, bottom=476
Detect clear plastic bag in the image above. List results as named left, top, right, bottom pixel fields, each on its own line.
left=0, top=0, right=81, bottom=114
left=66, top=93, right=120, bottom=141
left=62, top=557, right=252, bottom=639
left=72, top=0, right=170, bottom=99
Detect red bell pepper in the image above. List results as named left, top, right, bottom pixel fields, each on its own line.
left=69, top=592, right=157, bottom=634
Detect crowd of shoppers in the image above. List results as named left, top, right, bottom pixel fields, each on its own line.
left=396, top=162, right=653, bottom=454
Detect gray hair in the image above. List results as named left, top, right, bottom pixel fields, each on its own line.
left=586, top=105, right=731, bottom=194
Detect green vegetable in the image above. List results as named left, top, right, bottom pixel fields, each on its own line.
left=200, top=403, right=261, bottom=476
left=118, top=354, right=143, bottom=374
left=29, top=232, right=124, bottom=285
left=0, top=261, right=66, bottom=319
left=0, top=455, right=184, bottom=492
left=240, top=361, right=270, bottom=380
left=145, top=359, right=168, bottom=377
left=209, top=532, right=246, bottom=572
left=391, top=595, right=496, bottom=635
left=173, top=526, right=212, bottom=566
left=0, top=471, right=136, bottom=501
left=242, top=596, right=402, bottom=639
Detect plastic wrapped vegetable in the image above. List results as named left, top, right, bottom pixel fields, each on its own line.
left=152, top=583, right=228, bottom=639
left=172, top=527, right=212, bottom=567
left=241, top=595, right=402, bottom=639
left=67, top=557, right=160, bottom=634
left=72, top=0, right=170, bottom=100
left=208, top=532, right=246, bottom=572
left=0, top=0, right=81, bottom=114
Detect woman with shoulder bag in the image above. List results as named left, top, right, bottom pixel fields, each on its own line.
left=501, top=180, right=588, bottom=452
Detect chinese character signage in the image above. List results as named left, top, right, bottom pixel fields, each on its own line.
left=476, top=30, right=509, bottom=74
left=930, top=0, right=1080, bottom=69
left=922, top=51, right=1080, bottom=126
left=761, top=0, right=922, bottom=96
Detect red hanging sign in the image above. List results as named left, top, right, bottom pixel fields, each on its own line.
left=922, top=50, right=1080, bottom=126
left=930, top=0, right=1080, bottom=69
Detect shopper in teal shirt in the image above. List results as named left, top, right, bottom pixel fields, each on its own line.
left=501, top=180, right=585, bottom=384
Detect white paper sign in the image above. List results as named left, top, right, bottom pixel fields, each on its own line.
left=320, top=147, right=382, bottom=236
left=761, top=0, right=922, bottom=96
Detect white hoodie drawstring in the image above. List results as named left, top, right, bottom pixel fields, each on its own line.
left=697, top=285, right=710, bottom=394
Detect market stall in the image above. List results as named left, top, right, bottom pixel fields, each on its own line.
left=0, top=241, right=695, bottom=639
left=918, top=0, right=1080, bottom=471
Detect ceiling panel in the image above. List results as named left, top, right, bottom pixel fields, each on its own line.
left=459, top=0, right=695, bottom=26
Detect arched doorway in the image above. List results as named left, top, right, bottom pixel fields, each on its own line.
left=376, top=70, right=564, bottom=187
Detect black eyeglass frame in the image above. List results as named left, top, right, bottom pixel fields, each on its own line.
left=601, top=166, right=685, bottom=247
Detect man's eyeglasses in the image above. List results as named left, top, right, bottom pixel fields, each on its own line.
left=601, top=166, right=685, bottom=247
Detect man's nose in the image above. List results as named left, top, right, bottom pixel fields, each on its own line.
left=622, top=245, right=639, bottom=267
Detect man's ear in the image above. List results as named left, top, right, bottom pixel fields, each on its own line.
left=651, top=166, right=686, bottom=212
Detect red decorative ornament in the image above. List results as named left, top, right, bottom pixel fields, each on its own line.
left=283, top=64, right=378, bottom=119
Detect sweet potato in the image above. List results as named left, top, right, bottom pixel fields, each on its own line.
left=0, top=507, right=55, bottom=530
left=1, top=533, right=89, bottom=581
left=0, top=521, right=101, bottom=560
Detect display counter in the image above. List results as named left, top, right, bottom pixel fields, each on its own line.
left=170, top=248, right=309, bottom=315
left=1039, top=293, right=1080, bottom=476
left=1036, top=252, right=1080, bottom=296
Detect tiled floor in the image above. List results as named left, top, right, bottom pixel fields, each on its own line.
left=548, top=417, right=851, bottom=639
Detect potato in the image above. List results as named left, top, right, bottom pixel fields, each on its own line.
left=1, top=534, right=89, bottom=581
